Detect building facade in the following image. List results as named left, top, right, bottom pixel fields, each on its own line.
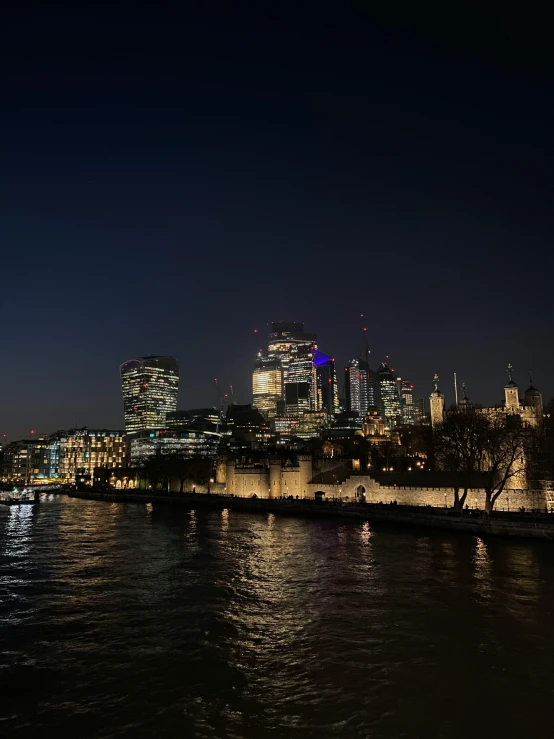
left=344, top=358, right=378, bottom=416
left=130, top=428, right=223, bottom=465
left=377, top=362, right=402, bottom=427
left=58, top=429, right=127, bottom=482
left=252, top=354, right=283, bottom=417
left=398, top=378, right=416, bottom=425
left=120, top=355, right=179, bottom=434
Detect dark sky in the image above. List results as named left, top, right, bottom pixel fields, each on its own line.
left=1, top=3, right=553, bottom=439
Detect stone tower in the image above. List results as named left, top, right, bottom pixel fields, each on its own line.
left=429, top=373, right=445, bottom=428
left=524, top=373, right=543, bottom=425
left=504, top=363, right=520, bottom=413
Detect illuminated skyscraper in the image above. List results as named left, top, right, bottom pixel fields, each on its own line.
left=267, top=322, right=317, bottom=388
left=252, top=354, right=282, bottom=417
left=398, top=378, right=416, bottom=425
left=284, top=344, right=317, bottom=415
left=377, top=362, right=402, bottom=427
left=120, top=355, right=179, bottom=434
left=314, top=351, right=340, bottom=415
left=252, top=322, right=318, bottom=416
left=344, top=358, right=378, bottom=416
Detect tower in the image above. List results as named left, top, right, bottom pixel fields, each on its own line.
left=429, top=373, right=445, bottom=427
left=524, top=373, right=543, bottom=425
left=252, top=353, right=282, bottom=417
left=345, top=358, right=375, bottom=415
left=120, top=355, right=179, bottom=434
left=377, top=361, right=402, bottom=427
left=504, top=363, right=520, bottom=413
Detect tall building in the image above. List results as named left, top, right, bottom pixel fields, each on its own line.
left=314, top=351, right=340, bottom=415
left=120, top=355, right=179, bottom=434
left=268, top=322, right=318, bottom=397
left=344, top=358, right=378, bottom=415
left=284, top=344, right=318, bottom=415
left=377, top=362, right=402, bottom=427
left=398, top=378, right=416, bottom=426
left=252, top=354, right=282, bottom=417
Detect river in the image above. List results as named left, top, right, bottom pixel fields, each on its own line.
left=1, top=496, right=553, bottom=738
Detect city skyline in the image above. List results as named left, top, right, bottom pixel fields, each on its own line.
left=0, top=321, right=549, bottom=440
left=2, top=6, right=552, bottom=440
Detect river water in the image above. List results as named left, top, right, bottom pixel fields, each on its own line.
left=1, top=496, right=553, bottom=738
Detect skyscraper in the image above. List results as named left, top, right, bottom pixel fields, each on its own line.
left=253, top=322, right=318, bottom=416
left=398, top=378, right=416, bottom=425
left=284, top=343, right=317, bottom=415
left=314, top=350, right=340, bottom=415
left=377, top=362, right=402, bottom=427
left=252, top=354, right=282, bottom=417
left=344, top=358, right=378, bottom=416
left=120, top=355, right=179, bottom=434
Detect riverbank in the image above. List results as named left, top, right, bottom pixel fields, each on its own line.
left=67, top=489, right=554, bottom=540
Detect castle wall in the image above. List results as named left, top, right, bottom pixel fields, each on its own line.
left=224, top=456, right=550, bottom=510
left=269, top=461, right=281, bottom=499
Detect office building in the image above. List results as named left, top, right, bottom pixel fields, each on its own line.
left=226, top=404, right=272, bottom=446
left=267, top=322, right=318, bottom=376
left=120, top=355, right=179, bottom=434
left=377, top=362, right=402, bottom=427
left=398, top=378, right=417, bottom=426
left=284, top=344, right=318, bottom=415
left=314, top=351, right=340, bottom=415
left=167, top=408, right=221, bottom=430
left=1, top=438, right=53, bottom=483
left=130, top=428, right=222, bottom=465
left=58, top=429, right=127, bottom=482
left=252, top=354, right=282, bottom=417
left=344, top=358, right=378, bottom=415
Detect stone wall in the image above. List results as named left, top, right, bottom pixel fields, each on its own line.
left=219, top=457, right=551, bottom=510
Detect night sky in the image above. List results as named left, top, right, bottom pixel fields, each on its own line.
left=2, top=4, right=553, bottom=440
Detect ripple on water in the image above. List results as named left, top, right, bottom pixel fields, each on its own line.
left=1, top=499, right=554, bottom=738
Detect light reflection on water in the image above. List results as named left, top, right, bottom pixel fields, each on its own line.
left=1, top=497, right=554, bottom=739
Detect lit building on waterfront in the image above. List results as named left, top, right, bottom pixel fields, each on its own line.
left=1, top=437, right=53, bottom=483
left=58, top=429, right=127, bottom=482
left=120, top=355, right=179, bottom=434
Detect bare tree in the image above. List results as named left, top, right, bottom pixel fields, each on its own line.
left=433, top=408, right=489, bottom=511
left=482, top=415, right=532, bottom=514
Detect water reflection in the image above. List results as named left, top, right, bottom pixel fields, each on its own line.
left=2, top=498, right=554, bottom=739
left=472, top=537, right=492, bottom=599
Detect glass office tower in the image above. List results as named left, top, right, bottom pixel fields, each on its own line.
left=377, top=362, right=402, bottom=427
left=120, top=355, right=179, bottom=434
left=252, top=354, right=283, bottom=417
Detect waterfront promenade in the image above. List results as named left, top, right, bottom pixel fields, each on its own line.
left=68, top=489, right=554, bottom=540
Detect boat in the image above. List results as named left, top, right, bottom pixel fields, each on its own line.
left=0, top=487, right=39, bottom=505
